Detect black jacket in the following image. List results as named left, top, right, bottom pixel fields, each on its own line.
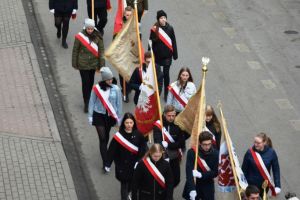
left=206, top=120, right=221, bottom=150
left=129, top=63, right=163, bottom=104
left=132, top=157, right=174, bottom=200
left=153, top=117, right=185, bottom=159
left=86, top=0, right=106, bottom=8
left=49, top=0, right=78, bottom=13
left=149, top=23, right=178, bottom=63
left=182, top=147, right=219, bottom=199
left=107, top=129, right=147, bottom=182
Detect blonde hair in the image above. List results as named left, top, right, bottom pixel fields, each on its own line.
left=206, top=105, right=221, bottom=133
left=144, top=144, right=164, bottom=159
left=256, top=132, right=273, bottom=148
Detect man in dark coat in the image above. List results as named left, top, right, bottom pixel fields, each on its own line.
left=129, top=51, right=163, bottom=105
left=49, top=0, right=78, bottom=48
left=183, top=131, right=219, bottom=200
left=153, top=104, right=185, bottom=188
left=126, top=0, right=148, bottom=22
left=86, top=0, right=108, bottom=35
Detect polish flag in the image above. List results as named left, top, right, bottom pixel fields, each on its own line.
left=113, top=0, right=127, bottom=35
left=134, top=59, right=159, bottom=135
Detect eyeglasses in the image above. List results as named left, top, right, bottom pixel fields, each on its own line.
left=201, top=142, right=212, bottom=147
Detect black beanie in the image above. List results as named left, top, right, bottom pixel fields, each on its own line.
left=156, top=10, right=167, bottom=21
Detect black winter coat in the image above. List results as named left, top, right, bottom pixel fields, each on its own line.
left=153, top=117, right=185, bottom=159
left=129, top=63, right=163, bottom=104
left=206, top=120, right=221, bottom=150
left=132, top=157, right=174, bottom=200
left=242, top=146, right=281, bottom=189
left=49, top=0, right=78, bottom=14
left=107, top=129, right=147, bottom=182
left=149, top=23, right=178, bottom=63
left=86, top=0, right=106, bottom=8
left=182, top=147, right=219, bottom=200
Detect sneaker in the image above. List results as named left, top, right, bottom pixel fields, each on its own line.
left=62, top=41, right=68, bottom=49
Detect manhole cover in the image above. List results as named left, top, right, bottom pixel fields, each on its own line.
left=284, top=30, right=298, bottom=34
left=295, top=65, right=300, bottom=68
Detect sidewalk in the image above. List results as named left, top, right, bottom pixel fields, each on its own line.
left=0, top=0, right=78, bottom=199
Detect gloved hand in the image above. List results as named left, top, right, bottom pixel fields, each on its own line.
left=139, top=84, right=143, bottom=91
left=50, top=9, right=55, bottom=14
left=72, top=9, right=77, bottom=14
left=192, top=170, right=202, bottom=179
left=88, top=117, right=93, bottom=125
left=275, top=187, right=281, bottom=194
left=134, top=162, right=138, bottom=169
left=104, top=166, right=110, bottom=173
left=162, top=141, right=168, bottom=148
left=189, top=190, right=197, bottom=200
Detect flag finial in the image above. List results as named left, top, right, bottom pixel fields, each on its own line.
left=201, top=57, right=210, bottom=72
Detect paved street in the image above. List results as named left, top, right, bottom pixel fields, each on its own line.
left=4, top=0, right=300, bottom=199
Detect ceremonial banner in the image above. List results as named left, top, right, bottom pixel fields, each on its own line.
left=134, top=58, right=159, bottom=135
left=105, top=11, right=139, bottom=81
left=217, top=106, right=248, bottom=200
left=113, top=0, right=127, bottom=35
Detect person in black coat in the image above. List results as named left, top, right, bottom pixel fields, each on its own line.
left=132, top=144, right=174, bottom=200
left=106, top=113, right=147, bottom=200
left=86, top=0, right=109, bottom=35
left=129, top=51, right=163, bottom=105
left=205, top=105, right=222, bottom=150
left=149, top=10, right=178, bottom=101
left=183, top=131, right=219, bottom=200
left=242, top=132, right=281, bottom=197
left=153, top=104, right=185, bottom=188
left=49, top=0, right=78, bottom=48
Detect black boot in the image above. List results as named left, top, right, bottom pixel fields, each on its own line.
left=62, top=39, right=68, bottom=49
left=56, top=29, right=61, bottom=39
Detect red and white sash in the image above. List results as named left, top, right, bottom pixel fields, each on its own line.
left=143, top=157, right=166, bottom=188
left=203, top=126, right=217, bottom=146
left=192, top=147, right=211, bottom=173
left=153, top=120, right=175, bottom=143
left=75, top=32, right=99, bottom=58
left=93, top=84, right=119, bottom=122
left=249, top=148, right=276, bottom=196
left=151, top=27, right=173, bottom=52
left=168, top=83, right=188, bottom=107
left=113, top=132, right=138, bottom=154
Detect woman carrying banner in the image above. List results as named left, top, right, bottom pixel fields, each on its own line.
left=132, top=144, right=174, bottom=200
left=49, top=0, right=78, bottom=49
left=205, top=105, right=221, bottom=150
left=166, top=67, right=196, bottom=114
left=242, top=132, right=281, bottom=197
left=72, top=18, right=105, bottom=113
left=149, top=10, right=178, bottom=102
left=105, top=112, right=147, bottom=200
left=88, top=67, right=122, bottom=172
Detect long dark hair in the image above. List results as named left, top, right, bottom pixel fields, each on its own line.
left=84, top=29, right=101, bottom=43
left=206, top=105, right=221, bottom=133
left=119, top=112, right=137, bottom=132
left=99, top=77, right=117, bottom=91
left=176, top=67, right=193, bottom=92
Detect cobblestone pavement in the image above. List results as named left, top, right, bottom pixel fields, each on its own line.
left=0, top=0, right=78, bottom=198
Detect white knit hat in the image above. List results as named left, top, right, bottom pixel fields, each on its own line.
left=83, top=18, right=95, bottom=29
left=100, top=67, right=113, bottom=81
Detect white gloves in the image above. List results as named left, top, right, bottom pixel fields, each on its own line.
left=72, top=9, right=77, bottom=14
left=50, top=9, right=55, bottom=14
left=134, top=162, right=138, bottom=169
left=192, top=170, right=202, bottom=179
left=162, top=141, right=168, bottom=148
left=189, top=190, right=197, bottom=200
left=104, top=166, right=110, bottom=172
left=139, top=84, right=143, bottom=91
left=88, top=117, right=93, bottom=125
left=275, top=187, right=281, bottom=194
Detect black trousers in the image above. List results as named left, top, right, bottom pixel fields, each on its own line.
left=54, top=12, right=71, bottom=40
left=162, top=65, right=171, bottom=96
left=87, top=6, right=107, bottom=32
left=121, top=181, right=131, bottom=200
left=170, top=158, right=181, bottom=188
left=79, top=69, right=95, bottom=105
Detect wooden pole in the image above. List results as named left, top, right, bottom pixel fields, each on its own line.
left=123, top=78, right=126, bottom=102
left=149, top=41, right=164, bottom=142
left=91, top=0, right=95, bottom=20
left=134, top=1, right=143, bottom=68
left=219, top=105, right=242, bottom=200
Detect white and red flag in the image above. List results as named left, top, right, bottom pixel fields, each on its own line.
left=134, top=57, right=159, bottom=135
left=113, top=0, right=127, bottom=36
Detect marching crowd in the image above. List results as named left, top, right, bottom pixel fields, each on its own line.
left=47, top=0, right=296, bottom=199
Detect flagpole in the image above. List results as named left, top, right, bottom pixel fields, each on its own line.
left=262, top=180, right=268, bottom=200
left=219, top=105, right=242, bottom=200
left=134, top=1, right=143, bottom=68
left=123, top=79, right=126, bottom=102
left=149, top=41, right=164, bottom=142
left=193, top=59, right=208, bottom=183
left=91, top=0, right=94, bottom=20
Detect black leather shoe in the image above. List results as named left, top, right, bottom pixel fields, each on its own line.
left=62, top=41, right=68, bottom=49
